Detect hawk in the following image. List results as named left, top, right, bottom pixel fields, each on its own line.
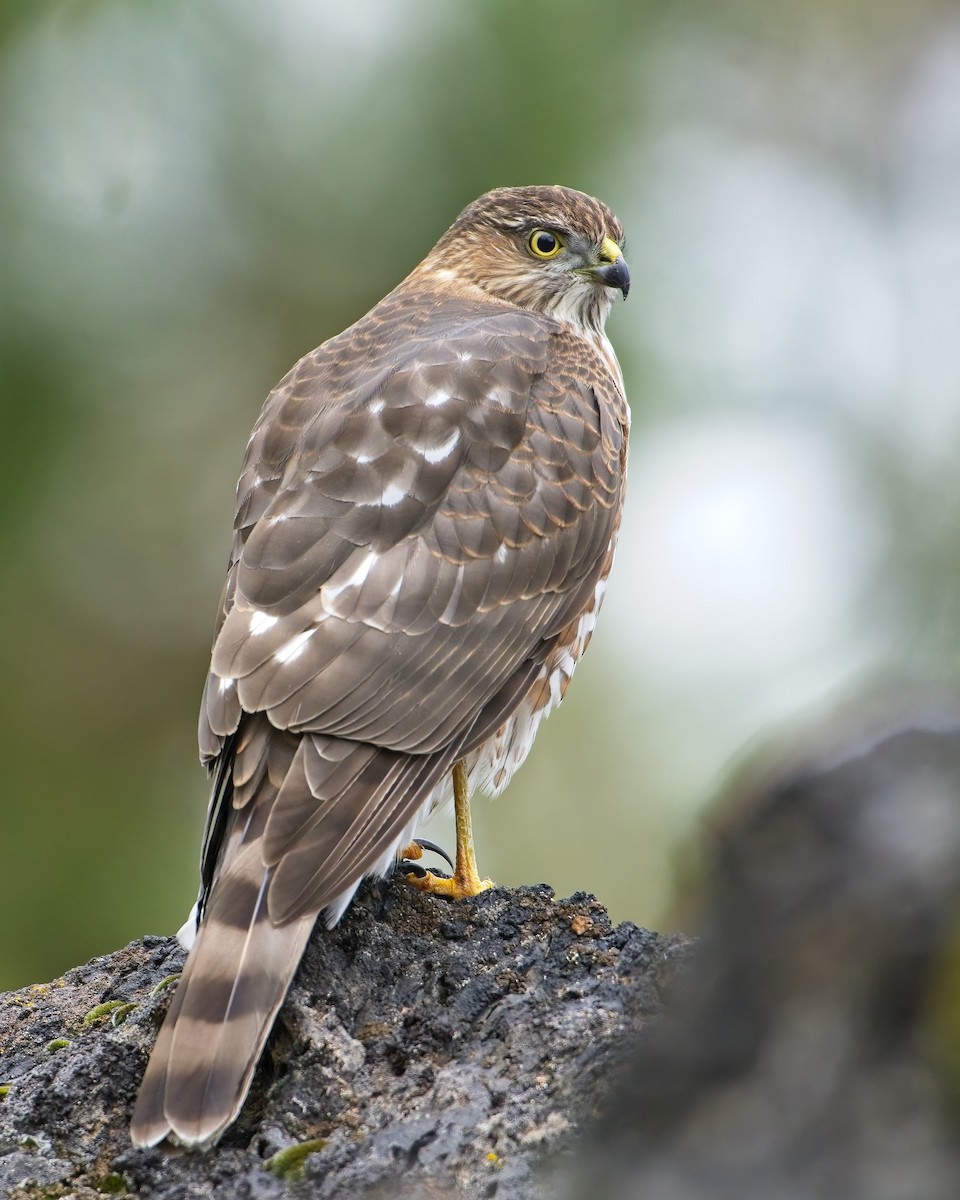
left=130, top=185, right=630, bottom=1148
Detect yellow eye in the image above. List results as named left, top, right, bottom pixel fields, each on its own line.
left=528, top=229, right=563, bottom=259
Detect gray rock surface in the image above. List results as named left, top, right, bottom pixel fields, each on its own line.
left=13, top=719, right=957, bottom=1200
left=0, top=880, right=687, bottom=1199
left=562, top=719, right=960, bottom=1200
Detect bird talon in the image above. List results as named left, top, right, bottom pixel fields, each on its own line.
left=401, top=762, right=494, bottom=901
left=397, top=838, right=455, bottom=877
left=403, top=768, right=494, bottom=902
left=405, top=868, right=493, bottom=901
left=397, top=838, right=455, bottom=871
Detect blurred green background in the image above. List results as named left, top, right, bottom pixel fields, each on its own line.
left=2, top=0, right=959, bottom=990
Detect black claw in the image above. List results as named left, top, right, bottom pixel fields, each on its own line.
left=402, top=862, right=428, bottom=879
left=414, top=838, right=455, bottom=871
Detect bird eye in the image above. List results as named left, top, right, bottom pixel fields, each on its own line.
left=528, top=229, right=563, bottom=259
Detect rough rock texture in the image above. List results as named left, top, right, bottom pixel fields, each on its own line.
left=10, top=716, right=960, bottom=1200
left=562, top=717, right=960, bottom=1200
left=0, top=881, right=687, bottom=1199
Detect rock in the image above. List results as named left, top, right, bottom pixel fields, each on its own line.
left=562, top=718, right=960, bottom=1200
left=0, top=881, right=687, bottom=1199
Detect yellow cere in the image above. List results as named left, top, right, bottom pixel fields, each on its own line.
left=599, top=237, right=622, bottom=263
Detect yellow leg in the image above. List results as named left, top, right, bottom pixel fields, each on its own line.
left=405, top=760, right=493, bottom=899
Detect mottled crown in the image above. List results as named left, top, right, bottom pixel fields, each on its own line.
left=440, top=185, right=624, bottom=252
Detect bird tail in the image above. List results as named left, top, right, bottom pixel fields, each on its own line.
left=130, top=719, right=454, bottom=1147
left=129, top=841, right=316, bottom=1148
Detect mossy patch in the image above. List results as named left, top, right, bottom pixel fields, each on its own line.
left=150, top=974, right=180, bottom=996
left=81, top=1001, right=136, bottom=1027
left=265, top=1138, right=328, bottom=1180
left=91, top=1172, right=128, bottom=1194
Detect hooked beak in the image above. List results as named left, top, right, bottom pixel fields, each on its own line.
left=592, top=236, right=630, bottom=299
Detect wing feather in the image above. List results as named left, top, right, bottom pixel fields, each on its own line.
left=197, top=291, right=627, bottom=858
left=210, top=328, right=612, bottom=756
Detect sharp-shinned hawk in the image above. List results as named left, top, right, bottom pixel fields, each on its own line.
left=130, top=185, right=630, bottom=1147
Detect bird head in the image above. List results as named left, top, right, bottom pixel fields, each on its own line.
left=422, top=185, right=629, bottom=334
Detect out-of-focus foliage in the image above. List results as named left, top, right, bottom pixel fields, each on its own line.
left=2, top=0, right=959, bottom=990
